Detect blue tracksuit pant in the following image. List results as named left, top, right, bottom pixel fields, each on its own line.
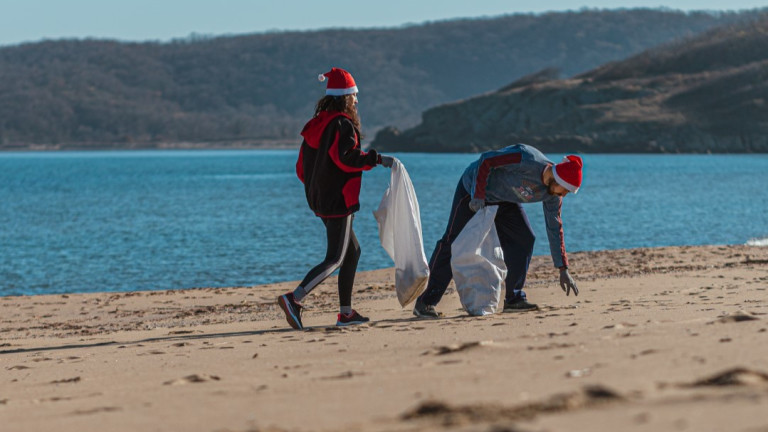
left=417, top=181, right=536, bottom=307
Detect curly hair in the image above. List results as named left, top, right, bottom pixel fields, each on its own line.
left=314, top=94, right=362, bottom=134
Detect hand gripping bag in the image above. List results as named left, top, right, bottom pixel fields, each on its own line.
left=373, top=159, right=430, bottom=306
left=450, top=206, right=508, bottom=315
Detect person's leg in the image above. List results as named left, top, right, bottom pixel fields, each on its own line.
left=337, top=219, right=360, bottom=312
left=494, top=202, right=536, bottom=303
left=417, top=181, right=475, bottom=307
left=278, top=215, right=352, bottom=329
left=293, top=215, right=352, bottom=300
left=335, top=219, right=370, bottom=326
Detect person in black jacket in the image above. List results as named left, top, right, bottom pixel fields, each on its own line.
left=278, top=67, right=394, bottom=330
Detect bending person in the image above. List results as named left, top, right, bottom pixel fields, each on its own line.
left=413, top=144, right=582, bottom=318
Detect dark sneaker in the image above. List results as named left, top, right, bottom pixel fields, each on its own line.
left=413, top=299, right=442, bottom=319
left=336, top=310, right=370, bottom=327
left=277, top=292, right=304, bottom=330
left=503, top=299, right=539, bottom=313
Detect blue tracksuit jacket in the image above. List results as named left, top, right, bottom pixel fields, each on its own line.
left=460, top=144, right=569, bottom=268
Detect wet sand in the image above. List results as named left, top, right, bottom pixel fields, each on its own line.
left=1, top=245, right=767, bottom=432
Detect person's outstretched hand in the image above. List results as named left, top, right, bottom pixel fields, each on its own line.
left=380, top=155, right=395, bottom=168
left=469, top=198, right=485, bottom=212
left=559, top=268, right=579, bottom=296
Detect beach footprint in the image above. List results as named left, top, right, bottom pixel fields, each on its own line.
left=685, top=367, right=768, bottom=387
left=711, top=311, right=760, bottom=324
left=427, top=340, right=495, bottom=356
left=163, top=374, right=221, bottom=385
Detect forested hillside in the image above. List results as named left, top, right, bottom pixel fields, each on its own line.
left=0, top=9, right=757, bottom=149
left=372, top=14, right=768, bottom=153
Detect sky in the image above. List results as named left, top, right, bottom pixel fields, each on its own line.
left=1, top=0, right=766, bottom=47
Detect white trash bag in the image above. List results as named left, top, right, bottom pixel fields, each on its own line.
left=450, top=206, right=507, bottom=315
left=373, top=158, right=430, bottom=307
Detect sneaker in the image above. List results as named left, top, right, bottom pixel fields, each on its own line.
left=412, top=298, right=442, bottom=319
left=277, top=292, right=304, bottom=330
left=503, top=299, right=539, bottom=313
left=336, top=310, right=370, bottom=327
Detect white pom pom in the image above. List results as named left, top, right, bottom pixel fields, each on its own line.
left=318, top=74, right=326, bottom=82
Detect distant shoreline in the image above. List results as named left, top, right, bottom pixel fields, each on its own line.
left=2, top=244, right=765, bottom=298
left=3, top=141, right=768, bottom=154
left=0, top=140, right=300, bottom=152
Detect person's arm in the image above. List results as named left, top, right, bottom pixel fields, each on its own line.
left=542, top=196, right=568, bottom=269
left=295, top=141, right=306, bottom=183
left=329, top=118, right=379, bottom=172
left=543, top=196, right=578, bottom=296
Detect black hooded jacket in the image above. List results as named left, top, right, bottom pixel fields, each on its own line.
left=296, top=111, right=380, bottom=217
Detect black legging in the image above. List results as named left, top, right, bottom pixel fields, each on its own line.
left=298, top=214, right=361, bottom=307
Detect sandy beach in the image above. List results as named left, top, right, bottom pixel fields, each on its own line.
left=2, top=244, right=768, bottom=432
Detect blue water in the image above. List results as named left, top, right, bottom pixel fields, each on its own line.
left=1, top=150, right=766, bottom=296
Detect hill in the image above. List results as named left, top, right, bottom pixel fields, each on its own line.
left=0, top=9, right=758, bottom=150
left=372, top=13, right=768, bottom=153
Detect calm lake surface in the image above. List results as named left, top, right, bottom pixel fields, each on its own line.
left=1, top=150, right=767, bottom=296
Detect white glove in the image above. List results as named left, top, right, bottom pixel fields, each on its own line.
left=379, top=155, right=395, bottom=168
left=559, top=268, right=579, bottom=296
left=469, top=198, right=485, bottom=212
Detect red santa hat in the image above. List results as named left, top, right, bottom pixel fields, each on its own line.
left=318, top=67, right=358, bottom=96
left=552, top=155, right=583, bottom=193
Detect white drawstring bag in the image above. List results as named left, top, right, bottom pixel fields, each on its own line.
left=373, top=159, right=430, bottom=307
left=450, top=206, right=507, bottom=315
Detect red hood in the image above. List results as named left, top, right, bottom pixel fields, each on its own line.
left=300, top=111, right=349, bottom=149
